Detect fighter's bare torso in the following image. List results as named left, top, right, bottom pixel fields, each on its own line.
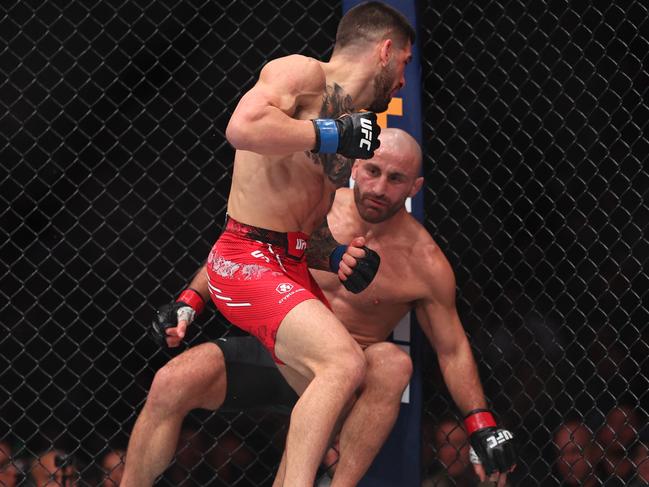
left=313, top=189, right=440, bottom=346
left=227, top=55, right=355, bottom=234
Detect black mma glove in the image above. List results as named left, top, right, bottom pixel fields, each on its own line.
left=329, top=244, right=380, bottom=294
left=312, top=112, right=381, bottom=159
left=464, top=409, right=517, bottom=475
left=151, top=288, right=205, bottom=348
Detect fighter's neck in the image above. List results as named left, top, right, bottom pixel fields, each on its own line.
left=321, top=57, right=375, bottom=110
left=357, top=214, right=407, bottom=240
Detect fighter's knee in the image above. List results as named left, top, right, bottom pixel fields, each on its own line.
left=366, top=342, right=413, bottom=390
left=386, top=345, right=413, bottom=384
left=147, top=363, right=192, bottom=414
left=148, top=345, right=224, bottom=413
left=334, top=346, right=367, bottom=388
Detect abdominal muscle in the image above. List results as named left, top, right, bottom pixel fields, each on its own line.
left=227, top=150, right=335, bottom=234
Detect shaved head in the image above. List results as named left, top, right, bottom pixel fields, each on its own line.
left=351, top=128, right=423, bottom=223
left=373, top=128, right=422, bottom=176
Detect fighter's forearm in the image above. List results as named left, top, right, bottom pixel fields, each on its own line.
left=185, top=262, right=210, bottom=302
left=306, top=218, right=340, bottom=272
left=437, top=339, right=488, bottom=415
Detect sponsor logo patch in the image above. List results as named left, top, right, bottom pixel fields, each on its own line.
left=251, top=250, right=270, bottom=263
left=278, top=288, right=306, bottom=304
left=276, top=283, right=293, bottom=294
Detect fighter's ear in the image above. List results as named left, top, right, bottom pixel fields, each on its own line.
left=378, top=38, right=392, bottom=67
left=409, top=176, right=424, bottom=198
left=351, top=159, right=361, bottom=178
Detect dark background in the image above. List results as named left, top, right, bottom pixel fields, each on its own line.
left=1, top=0, right=647, bottom=485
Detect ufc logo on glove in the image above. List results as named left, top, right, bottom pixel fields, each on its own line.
left=312, top=112, right=381, bottom=159
left=359, top=117, right=373, bottom=150
left=486, top=430, right=514, bottom=448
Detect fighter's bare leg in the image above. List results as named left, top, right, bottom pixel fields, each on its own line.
left=120, top=343, right=226, bottom=487
left=273, top=398, right=351, bottom=487
left=274, top=342, right=411, bottom=486
left=273, top=299, right=366, bottom=487
left=331, top=342, right=413, bottom=487
left=273, top=450, right=287, bottom=487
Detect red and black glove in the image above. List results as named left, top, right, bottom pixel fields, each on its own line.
left=464, top=409, right=517, bottom=475
left=151, top=288, right=205, bottom=348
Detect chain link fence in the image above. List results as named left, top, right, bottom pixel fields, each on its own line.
left=421, top=2, right=648, bottom=486
left=1, top=1, right=647, bottom=486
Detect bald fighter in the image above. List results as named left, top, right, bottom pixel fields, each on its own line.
left=122, top=129, right=517, bottom=487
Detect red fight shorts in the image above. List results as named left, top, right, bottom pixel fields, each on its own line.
left=206, top=216, right=331, bottom=364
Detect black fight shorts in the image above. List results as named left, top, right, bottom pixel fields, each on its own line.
left=214, top=336, right=298, bottom=414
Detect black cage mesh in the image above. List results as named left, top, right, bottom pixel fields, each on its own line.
left=1, top=1, right=647, bottom=486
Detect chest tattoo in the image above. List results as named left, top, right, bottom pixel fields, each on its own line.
left=307, top=83, right=355, bottom=188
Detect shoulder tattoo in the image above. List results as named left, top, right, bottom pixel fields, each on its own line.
left=307, top=83, right=355, bottom=188
left=320, top=83, right=355, bottom=118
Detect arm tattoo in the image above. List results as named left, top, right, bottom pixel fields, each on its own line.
left=308, top=83, right=355, bottom=188
left=306, top=217, right=341, bottom=272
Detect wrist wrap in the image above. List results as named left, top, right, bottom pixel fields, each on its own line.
left=312, top=119, right=339, bottom=153
left=329, top=245, right=347, bottom=273
left=464, top=409, right=497, bottom=434
left=177, top=288, right=205, bottom=315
